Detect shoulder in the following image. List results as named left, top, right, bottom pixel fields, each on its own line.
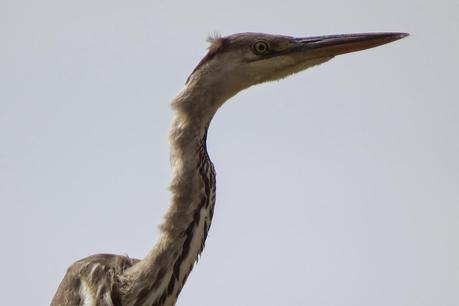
left=51, top=254, right=139, bottom=306
left=72, top=254, right=139, bottom=275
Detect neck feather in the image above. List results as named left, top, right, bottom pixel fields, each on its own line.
left=121, top=81, right=221, bottom=306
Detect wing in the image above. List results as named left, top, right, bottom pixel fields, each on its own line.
left=51, top=254, right=139, bottom=306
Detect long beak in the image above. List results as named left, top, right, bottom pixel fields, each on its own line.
left=295, top=32, right=409, bottom=58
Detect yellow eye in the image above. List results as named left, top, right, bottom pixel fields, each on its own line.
left=253, top=40, right=270, bottom=55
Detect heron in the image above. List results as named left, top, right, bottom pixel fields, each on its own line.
left=51, top=31, right=408, bottom=306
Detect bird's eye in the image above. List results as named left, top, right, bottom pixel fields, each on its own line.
left=253, top=40, right=270, bottom=55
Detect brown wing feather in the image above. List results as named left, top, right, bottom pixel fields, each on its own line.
left=51, top=254, right=139, bottom=306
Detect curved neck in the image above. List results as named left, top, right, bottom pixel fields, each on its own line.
left=122, top=81, right=223, bottom=306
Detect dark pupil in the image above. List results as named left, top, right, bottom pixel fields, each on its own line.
left=257, top=43, right=266, bottom=52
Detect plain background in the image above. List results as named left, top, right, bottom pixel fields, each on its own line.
left=1, top=1, right=458, bottom=305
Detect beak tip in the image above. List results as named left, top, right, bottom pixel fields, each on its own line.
left=396, top=32, right=410, bottom=39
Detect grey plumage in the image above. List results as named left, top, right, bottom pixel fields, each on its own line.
left=51, top=31, right=407, bottom=306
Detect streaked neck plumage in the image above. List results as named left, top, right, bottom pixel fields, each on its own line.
left=121, top=75, right=229, bottom=306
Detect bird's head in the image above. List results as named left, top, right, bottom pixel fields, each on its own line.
left=186, top=32, right=408, bottom=102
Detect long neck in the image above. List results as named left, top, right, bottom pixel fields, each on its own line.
left=121, top=81, right=221, bottom=306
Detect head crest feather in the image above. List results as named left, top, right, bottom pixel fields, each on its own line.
left=186, top=33, right=227, bottom=84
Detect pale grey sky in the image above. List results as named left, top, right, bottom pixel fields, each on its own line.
left=1, top=1, right=458, bottom=305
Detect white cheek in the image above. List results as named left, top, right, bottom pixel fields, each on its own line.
left=244, top=56, right=296, bottom=83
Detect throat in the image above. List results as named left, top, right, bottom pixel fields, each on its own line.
left=158, top=119, right=217, bottom=304
left=122, top=106, right=217, bottom=306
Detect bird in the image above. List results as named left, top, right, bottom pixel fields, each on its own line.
left=51, top=31, right=408, bottom=306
